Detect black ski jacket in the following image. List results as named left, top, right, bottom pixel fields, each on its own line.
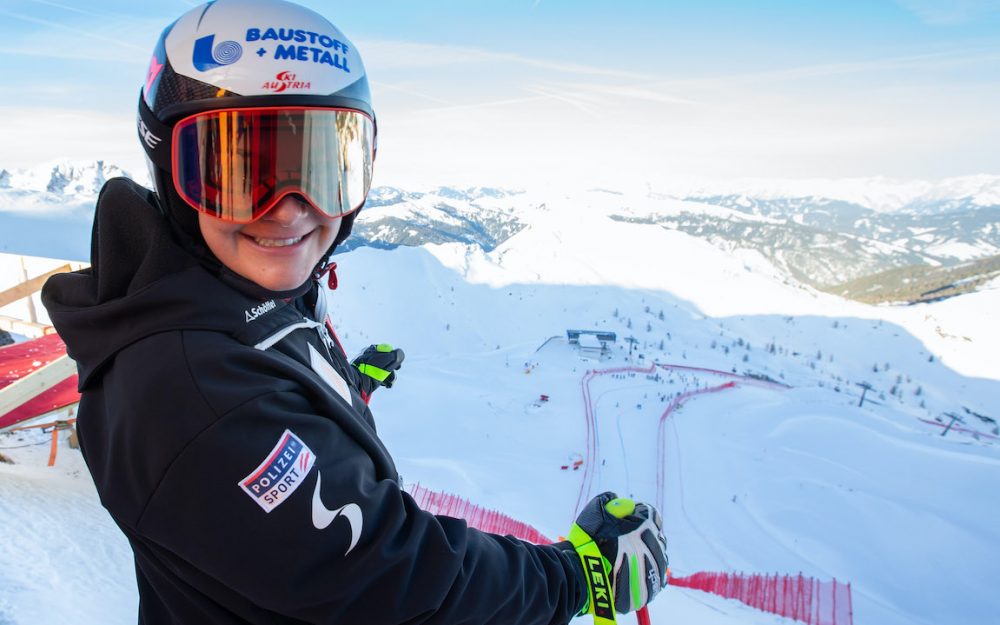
left=42, top=178, right=585, bottom=625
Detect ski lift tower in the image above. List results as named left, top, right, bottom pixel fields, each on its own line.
left=941, top=412, right=965, bottom=437
left=855, top=381, right=875, bottom=407
left=625, top=336, right=639, bottom=361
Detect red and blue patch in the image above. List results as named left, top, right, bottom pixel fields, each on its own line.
left=239, top=429, right=315, bottom=513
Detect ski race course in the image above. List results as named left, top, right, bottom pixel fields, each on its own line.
left=575, top=362, right=851, bottom=625
left=398, top=358, right=855, bottom=625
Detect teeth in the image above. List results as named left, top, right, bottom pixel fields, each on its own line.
left=253, top=236, right=304, bottom=248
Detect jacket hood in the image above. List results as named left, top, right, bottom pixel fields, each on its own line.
left=42, top=177, right=308, bottom=390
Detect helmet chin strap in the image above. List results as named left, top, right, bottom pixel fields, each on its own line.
left=310, top=206, right=358, bottom=290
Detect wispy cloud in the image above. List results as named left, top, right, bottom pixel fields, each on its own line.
left=21, top=0, right=156, bottom=22
left=369, top=80, right=454, bottom=106
left=361, top=38, right=658, bottom=81
left=0, top=106, right=144, bottom=172
left=894, top=0, right=1000, bottom=24
left=363, top=37, right=693, bottom=118
left=521, top=85, right=604, bottom=118
left=543, top=82, right=698, bottom=107
left=407, top=94, right=547, bottom=115
left=654, top=48, right=1000, bottom=89
left=0, top=8, right=148, bottom=55
left=24, top=0, right=108, bottom=18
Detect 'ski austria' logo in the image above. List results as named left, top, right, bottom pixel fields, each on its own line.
left=262, top=71, right=311, bottom=93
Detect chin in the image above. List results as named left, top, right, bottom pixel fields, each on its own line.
left=252, top=273, right=310, bottom=292
left=265, top=280, right=307, bottom=292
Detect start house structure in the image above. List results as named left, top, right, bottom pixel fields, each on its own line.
left=566, top=329, right=616, bottom=359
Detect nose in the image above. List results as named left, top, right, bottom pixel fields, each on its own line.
left=264, top=194, right=310, bottom=226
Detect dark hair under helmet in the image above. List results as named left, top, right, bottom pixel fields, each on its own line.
left=136, top=0, right=376, bottom=287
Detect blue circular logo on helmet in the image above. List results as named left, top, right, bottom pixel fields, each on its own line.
left=193, top=34, right=243, bottom=71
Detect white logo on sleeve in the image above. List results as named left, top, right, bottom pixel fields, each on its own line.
left=311, top=472, right=363, bottom=555
left=308, top=343, right=353, bottom=405
left=239, top=430, right=315, bottom=513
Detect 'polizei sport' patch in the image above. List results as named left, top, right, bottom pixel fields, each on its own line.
left=239, top=429, right=315, bottom=513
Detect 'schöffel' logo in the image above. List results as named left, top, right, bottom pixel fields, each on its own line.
left=245, top=299, right=276, bottom=323
left=192, top=34, right=243, bottom=72
left=261, top=71, right=311, bottom=93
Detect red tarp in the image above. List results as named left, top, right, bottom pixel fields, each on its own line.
left=0, top=333, right=80, bottom=430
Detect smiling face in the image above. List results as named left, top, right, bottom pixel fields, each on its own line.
left=198, top=195, right=342, bottom=292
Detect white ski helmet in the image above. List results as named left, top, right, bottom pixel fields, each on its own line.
left=137, top=0, right=375, bottom=255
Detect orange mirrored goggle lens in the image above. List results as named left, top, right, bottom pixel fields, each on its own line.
left=172, top=107, right=374, bottom=223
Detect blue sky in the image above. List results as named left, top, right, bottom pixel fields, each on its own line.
left=1, top=0, right=999, bottom=189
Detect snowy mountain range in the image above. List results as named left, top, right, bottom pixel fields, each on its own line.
left=615, top=195, right=1000, bottom=287
left=0, top=160, right=133, bottom=202
left=2, top=160, right=999, bottom=300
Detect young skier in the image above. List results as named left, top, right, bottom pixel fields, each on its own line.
left=42, top=1, right=668, bottom=623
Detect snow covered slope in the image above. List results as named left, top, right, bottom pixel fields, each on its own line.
left=1, top=188, right=998, bottom=625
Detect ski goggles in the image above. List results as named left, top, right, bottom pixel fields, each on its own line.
left=171, top=107, right=374, bottom=223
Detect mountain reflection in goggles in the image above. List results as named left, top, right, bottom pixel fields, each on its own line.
left=172, top=107, right=374, bottom=223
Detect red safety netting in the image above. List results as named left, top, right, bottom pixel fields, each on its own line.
left=0, top=333, right=79, bottom=430
left=670, top=571, right=852, bottom=625
left=406, top=482, right=552, bottom=545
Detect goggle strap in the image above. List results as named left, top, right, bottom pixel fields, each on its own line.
left=137, top=92, right=172, bottom=171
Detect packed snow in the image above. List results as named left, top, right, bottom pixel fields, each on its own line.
left=1, top=185, right=999, bottom=625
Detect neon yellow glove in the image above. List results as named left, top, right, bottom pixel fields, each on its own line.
left=352, top=343, right=405, bottom=395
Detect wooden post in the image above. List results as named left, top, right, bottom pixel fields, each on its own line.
left=0, top=263, right=73, bottom=309
left=19, top=256, right=38, bottom=324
